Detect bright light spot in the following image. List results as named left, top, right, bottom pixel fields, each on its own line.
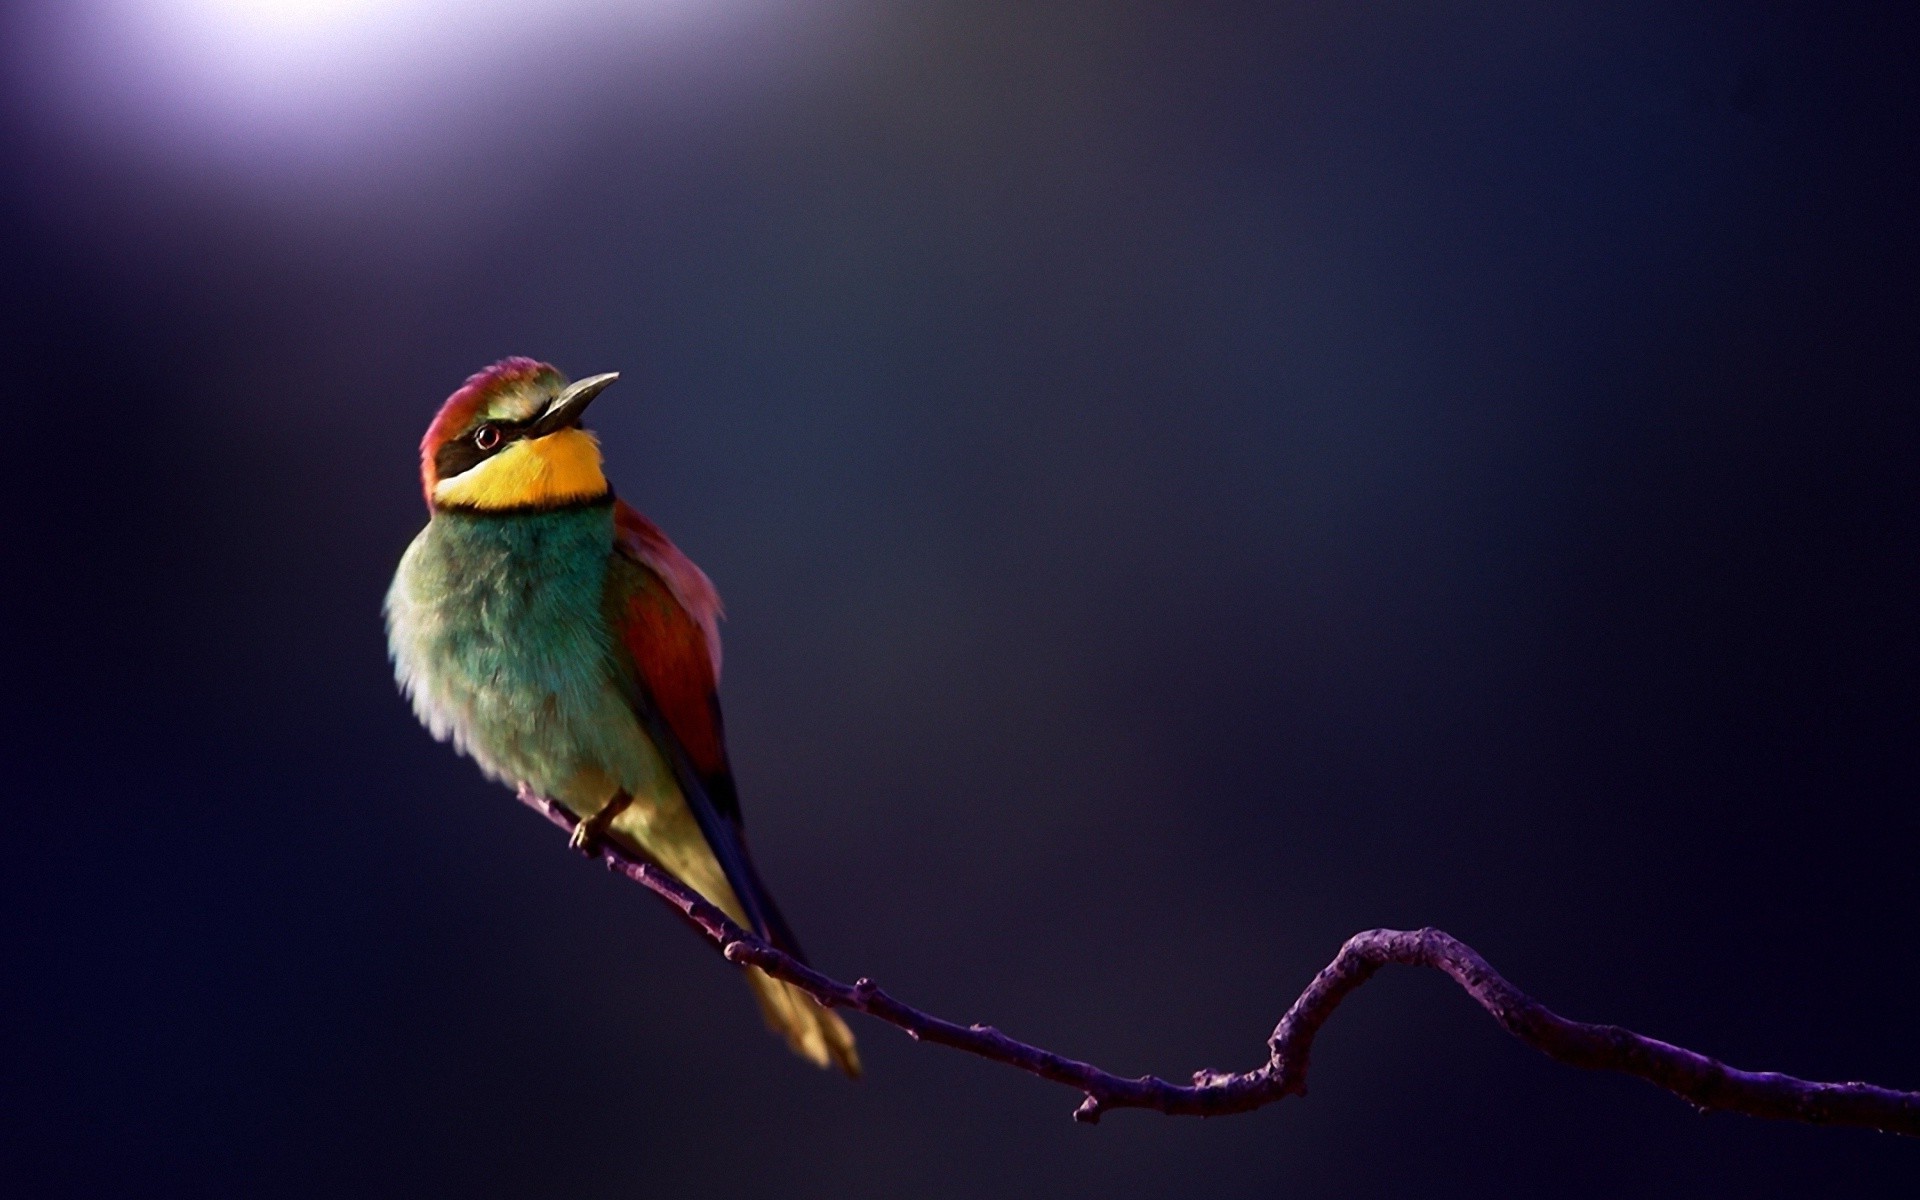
left=9, top=0, right=853, bottom=245
left=99, top=0, right=696, bottom=116
left=22, top=0, right=790, bottom=168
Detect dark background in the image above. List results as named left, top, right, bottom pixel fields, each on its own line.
left=4, top=2, right=1917, bottom=1196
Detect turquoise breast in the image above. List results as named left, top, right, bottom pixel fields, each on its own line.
left=384, top=502, right=666, bottom=803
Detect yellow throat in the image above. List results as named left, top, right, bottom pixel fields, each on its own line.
left=433, top=429, right=608, bottom=510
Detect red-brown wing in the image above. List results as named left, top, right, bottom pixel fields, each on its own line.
left=612, top=564, right=737, bottom=805
left=606, top=503, right=811, bottom=955
left=614, top=499, right=723, bottom=674
left=607, top=505, right=738, bottom=822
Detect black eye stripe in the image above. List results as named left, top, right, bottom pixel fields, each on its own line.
left=433, top=415, right=540, bottom=482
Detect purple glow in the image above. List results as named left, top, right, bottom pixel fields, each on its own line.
left=15, top=1, right=855, bottom=204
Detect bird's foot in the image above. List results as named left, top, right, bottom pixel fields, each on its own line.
left=567, top=791, right=633, bottom=857
left=568, top=820, right=606, bottom=856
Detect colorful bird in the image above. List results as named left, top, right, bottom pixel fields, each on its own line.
left=384, top=357, right=860, bottom=1076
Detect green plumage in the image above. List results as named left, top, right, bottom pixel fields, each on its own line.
left=384, top=500, right=672, bottom=810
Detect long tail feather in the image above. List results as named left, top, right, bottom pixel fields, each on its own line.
left=604, top=786, right=860, bottom=1076
left=746, top=968, right=862, bottom=1078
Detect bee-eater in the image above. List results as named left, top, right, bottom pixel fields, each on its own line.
left=384, top=357, right=859, bottom=1076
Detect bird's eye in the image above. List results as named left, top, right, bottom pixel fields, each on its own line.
left=473, top=425, right=502, bottom=451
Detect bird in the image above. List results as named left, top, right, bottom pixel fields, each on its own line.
left=384, top=357, right=860, bottom=1076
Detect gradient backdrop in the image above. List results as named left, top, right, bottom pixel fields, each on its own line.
left=5, top=3, right=1918, bottom=1196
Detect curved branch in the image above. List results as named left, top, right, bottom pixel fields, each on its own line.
left=517, top=786, right=1920, bottom=1136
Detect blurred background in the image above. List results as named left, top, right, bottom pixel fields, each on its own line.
left=4, top=2, right=1917, bottom=1195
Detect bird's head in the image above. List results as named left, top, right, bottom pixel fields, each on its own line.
left=419, top=358, right=620, bottom=512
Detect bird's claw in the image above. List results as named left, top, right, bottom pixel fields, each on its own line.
left=565, top=793, right=629, bottom=858
left=568, top=821, right=605, bottom=856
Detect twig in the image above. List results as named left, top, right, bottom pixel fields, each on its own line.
left=516, top=786, right=1920, bottom=1136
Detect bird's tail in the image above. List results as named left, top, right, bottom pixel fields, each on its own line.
left=744, top=968, right=862, bottom=1078
left=607, top=792, right=861, bottom=1077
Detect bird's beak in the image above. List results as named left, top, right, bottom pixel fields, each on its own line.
left=529, top=372, right=619, bottom=437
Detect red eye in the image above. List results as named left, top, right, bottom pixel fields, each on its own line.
left=473, top=425, right=501, bottom=450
